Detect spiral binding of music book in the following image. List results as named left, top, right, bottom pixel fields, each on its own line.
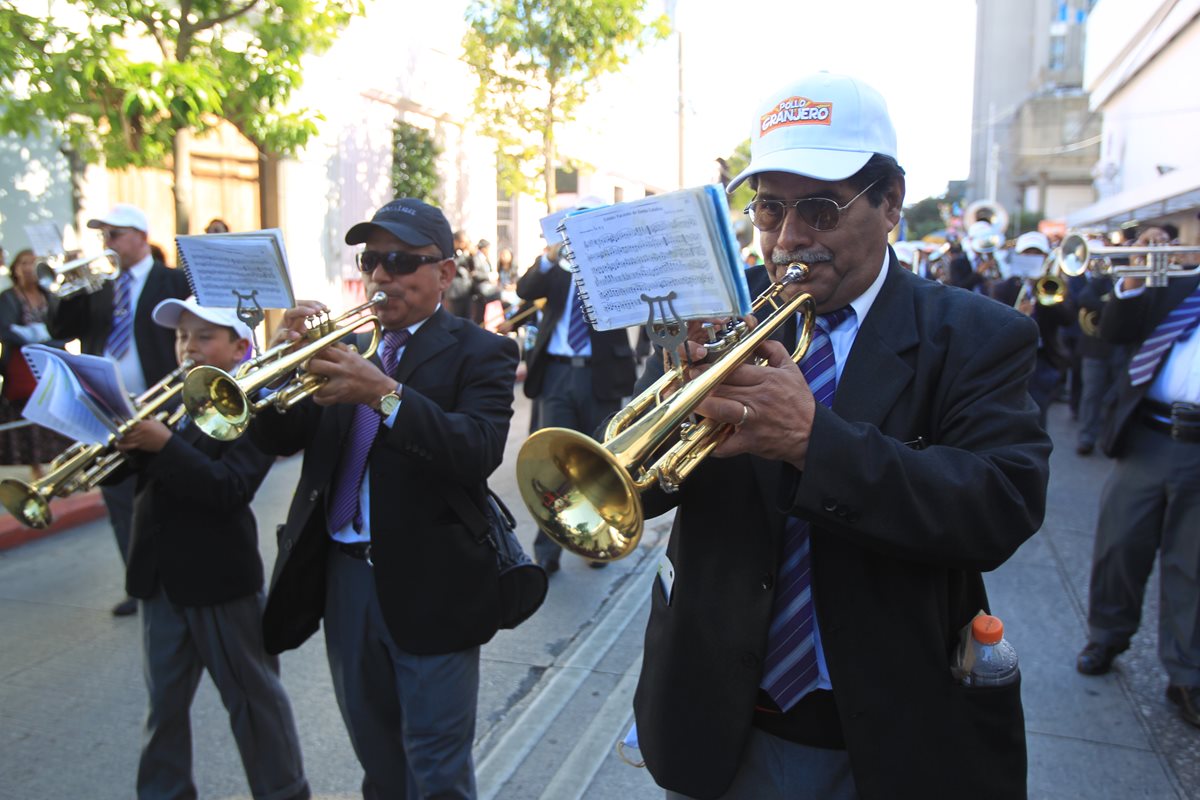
left=174, top=229, right=295, bottom=312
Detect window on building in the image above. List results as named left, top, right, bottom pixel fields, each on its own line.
left=555, top=167, right=578, bottom=195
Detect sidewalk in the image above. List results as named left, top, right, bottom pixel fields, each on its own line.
left=0, top=464, right=108, bottom=551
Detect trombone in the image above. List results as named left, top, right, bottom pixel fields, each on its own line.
left=0, top=360, right=194, bottom=529
left=515, top=264, right=816, bottom=563
left=1057, top=234, right=1200, bottom=288
left=182, top=292, right=387, bottom=441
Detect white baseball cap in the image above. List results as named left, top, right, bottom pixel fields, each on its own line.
left=87, top=203, right=150, bottom=234
left=1014, top=231, right=1050, bottom=255
left=727, top=72, right=898, bottom=192
left=152, top=297, right=254, bottom=341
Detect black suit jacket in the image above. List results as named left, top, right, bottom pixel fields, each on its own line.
left=252, top=308, right=519, bottom=656
left=1099, top=274, right=1200, bottom=457
left=515, top=259, right=636, bottom=401
left=633, top=257, right=1050, bottom=799
left=116, top=420, right=274, bottom=606
left=47, top=260, right=191, bottom=386
left=0, top=287, right=64, bottom=369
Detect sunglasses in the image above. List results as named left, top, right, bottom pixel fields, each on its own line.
left=103, top=227, right=136, bottom=240
left=356, top=251, right=445, bottom=275
left=743, top=178, right=881, bottom=233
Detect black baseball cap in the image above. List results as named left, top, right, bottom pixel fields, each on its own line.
left=345, top=198, right=454, bottom=259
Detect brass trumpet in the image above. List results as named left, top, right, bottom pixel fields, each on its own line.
left=41, top=249, right=120, bottom=298
left=1057, top=234, right=1200, bottom=288
left=182, top=292, right=387, bottom=441
left=0, top=360, right=194, bottom=529
left=515, top=264, right=816, bottom=563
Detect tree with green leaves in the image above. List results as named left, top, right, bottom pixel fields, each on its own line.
left=0, top=0, right=363, bottom=233
left=462, top=0, right=670, bottom=213
left=391, top=121, right=441, bottom=204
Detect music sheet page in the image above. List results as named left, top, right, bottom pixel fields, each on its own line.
left=561, top=188, right=737, bottom=331
left=175, top=229, right=295, bottom=310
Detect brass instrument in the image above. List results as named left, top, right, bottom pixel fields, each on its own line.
left=515, top=264, right=816, bottom=563
left=40, top=249, right=120, bottom=298
left=1034, top=252, right=1067, bottom=306
left=497, top=297, right=547, bottom=334
left=182, top=292, right=387, bottom=441
left=1079, top=307, right=1101, bottom=337
left=0, top=360, right=194, bottom=529
left=1056, top=234, right=1200, bottom=288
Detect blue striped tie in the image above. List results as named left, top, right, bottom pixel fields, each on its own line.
left=326, top=329, right=409, bottom=533
left=761, top=307, right=852, bottom=712
left=1127, top=285, right=1200, bottom=386
left=107, top=271, right=134, bottom=358
left=567, top=283, right=590, bottom=355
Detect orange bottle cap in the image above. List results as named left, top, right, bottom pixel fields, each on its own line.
left=972, top=615, right=1004, bottom=645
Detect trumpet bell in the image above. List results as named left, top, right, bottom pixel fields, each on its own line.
left=183, top=366, right=251, bottom=442
left=0, top=479, right=51, bottom=529
left=516, top=428, right=642, bottom=563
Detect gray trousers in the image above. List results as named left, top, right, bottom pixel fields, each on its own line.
left=1077, top=349, right=1128, bottom=448
left=102, top=474, right=136, bottom=566
left=532, top=360, right=622, bottom=564
left=1087, top=423, right=1200, bottom=685
left=138, top=590, right=309, bottom=800
left=663, top=728, right=857, bottom=800
left=325, top=549, right=480, bottom=800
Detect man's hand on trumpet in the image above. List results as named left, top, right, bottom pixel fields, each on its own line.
left=115, top=419, right=173, bottom=453
left=270, top=300, right=331, bottom=349
left=305, top=344, right=398, bottom=410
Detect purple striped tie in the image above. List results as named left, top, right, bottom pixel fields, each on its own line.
left=567, top=283, right=590, bottom=354
left=1127, top=285, right=1200, bottom=386
left=761, top=307, right=852, bottom=712
left=107, top=271, right=134, bottom=358
left=326, top=328, right=409, bottom=533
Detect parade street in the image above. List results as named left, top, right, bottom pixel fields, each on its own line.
left=1, top=394, right=1197, bottom=800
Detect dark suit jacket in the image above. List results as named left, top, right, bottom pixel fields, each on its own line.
left=515, top=259, right=636, bottom=401
left=1099, top=275, right=1200, bottom=457
left=115, top=420, right=274, bottom=606
left=633, top=257, right=1051, bottom=799
left=47, top=260, right=191, bottom=386
left=0, top=287, right=64, bottom=369
left=252, top=308, right=519, bottom=656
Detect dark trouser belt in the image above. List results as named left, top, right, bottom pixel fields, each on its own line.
left=753, top=688, right=846, bottom=750
left=546, top=354, right=591, bottom=367
left=1140, top=400, right=1200, bottom=443
left=337, top=541, right=373, bottom=564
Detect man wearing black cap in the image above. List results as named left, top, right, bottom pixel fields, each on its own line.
left=251, top=198, right=519, bottom=798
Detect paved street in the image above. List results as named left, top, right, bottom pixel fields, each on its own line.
left=1, top=394, right=1197, bottom=799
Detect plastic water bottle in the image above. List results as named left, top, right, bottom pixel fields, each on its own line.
left=963, top=615, right=1019, bottom=687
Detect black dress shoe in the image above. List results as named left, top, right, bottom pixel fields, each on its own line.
left=587, top=560, right=609, bottom=570
left=1076, top=641, right=1128, bottom=675
left=1076, top=442, right=1094, bottom=456
left=111, top=597, right=138, bottom=617
left=537, top=559, right=560, bottom=576
left=1166, top=685, right=1200, bottom=728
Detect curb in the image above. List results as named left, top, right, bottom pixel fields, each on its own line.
left=0, top=492, right=108, bottom=552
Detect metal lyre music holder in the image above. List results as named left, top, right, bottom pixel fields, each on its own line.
left=232, top=289, right=266, bottom=354
left=641, top=292, right=688, bottom=373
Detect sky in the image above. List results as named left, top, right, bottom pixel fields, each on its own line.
left=571, top=0, right=980, bottom=203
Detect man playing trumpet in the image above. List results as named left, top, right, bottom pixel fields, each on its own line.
left=249, top=198, right=518, bottom=799
left=632, top=72, right=1051, bottom=799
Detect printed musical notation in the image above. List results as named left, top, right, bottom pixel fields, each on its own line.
left=175, top=229, right=295, bottom=311
left=561, top=187, right=744, bottom=331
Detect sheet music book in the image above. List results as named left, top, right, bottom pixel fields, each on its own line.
left=175, top=229, right=295, bottom=309
left=20, top=346, right=137, bottom=444
left=24, top=222, right=66, bottom=258
left=558, top=185, right=752, bottom=331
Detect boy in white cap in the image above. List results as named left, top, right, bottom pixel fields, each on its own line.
left=49, top=203, right=190, bottom=616
left=631, top=72, right=1049, bottom=799
left=109, top=298, right=309, bottom=800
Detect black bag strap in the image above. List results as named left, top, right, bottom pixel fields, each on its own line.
left=443, top=482, right=514, bottom=546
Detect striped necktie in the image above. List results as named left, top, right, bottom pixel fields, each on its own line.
left=567, top=283, right=590, bottom=355
left=107, top=271, right=134, bottom=358
left=1127, top=284, right=1200, bottom=386
left=761, top=307, right=852, bottom=712
left=326, top=328, right=410, bottom=533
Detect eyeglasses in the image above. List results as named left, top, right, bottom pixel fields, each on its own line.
left=743, top=179, right=881, bottom=233
left=356, top=251, right=445, bottom=275
left=103, top=228, right=135, bottom=240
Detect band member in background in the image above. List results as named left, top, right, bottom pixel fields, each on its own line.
left=47, top=203, right=190, bottom=617
left=632, top=72, right=1050, bottom=799
left=251, top=198, right=518, bottom=798
left=515, top=240, right=636, bottom=573
left=113, top=298, right=309, bottom=800
left=1077, top=226, right=1200, bottom=730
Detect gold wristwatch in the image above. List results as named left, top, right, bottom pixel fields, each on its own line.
left=378, top=385, right=402, bottom=416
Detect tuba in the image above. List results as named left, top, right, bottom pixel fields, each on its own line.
left=514, top=265, right=816, bottom=563
left=182, top=293, right=387, bottom=441
left=0, top=360, right=194, bottom=529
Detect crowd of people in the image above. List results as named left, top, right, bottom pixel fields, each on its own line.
left=0, top=68, right=1196, bottom=800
